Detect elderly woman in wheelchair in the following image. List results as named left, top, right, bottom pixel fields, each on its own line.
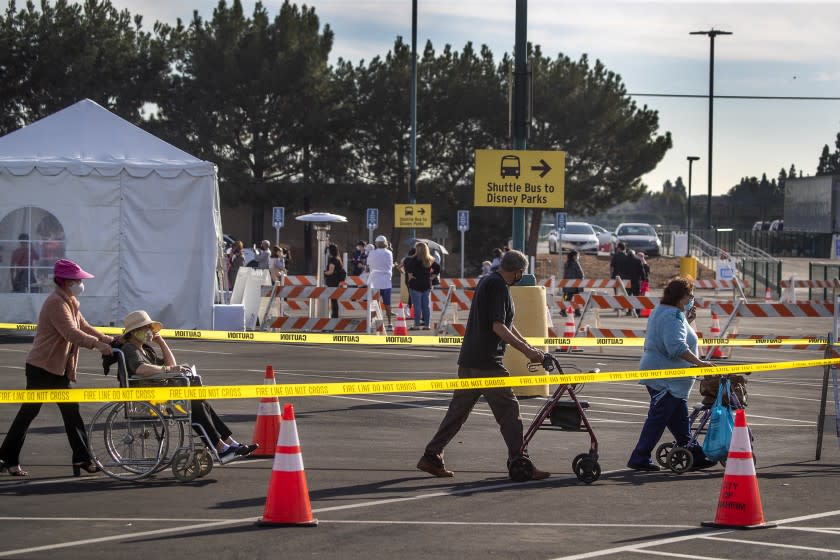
left=87, top=310, right=257, bottom=481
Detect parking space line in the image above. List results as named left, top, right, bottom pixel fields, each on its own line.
left=321, top=520, right=696, bottom=529
left=780, top=526, right=840, bottom=535
left=699, top=535, right=840, bottom=555
left=548, top=531, right=728, bottom=560
left=628, top=550, right=727, bottom=560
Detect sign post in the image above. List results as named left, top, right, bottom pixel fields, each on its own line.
left=272, top=206, right=285, bottom=247
left=366, top=208, right=379, bottom=244
left=457, top=210, right=470, bottom=278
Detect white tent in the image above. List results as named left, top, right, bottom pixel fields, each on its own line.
left=0, top=99, right=222, bottom=329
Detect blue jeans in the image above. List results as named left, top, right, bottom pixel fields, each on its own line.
left=629, top=386, right=704, bottom=465
left=409, top=288, right=431, bottom=327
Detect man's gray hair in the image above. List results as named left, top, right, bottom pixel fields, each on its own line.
left=500, top=250, right=528, bottom=272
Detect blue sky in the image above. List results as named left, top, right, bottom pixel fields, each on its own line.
left=108, top=0, right=840, bottom=196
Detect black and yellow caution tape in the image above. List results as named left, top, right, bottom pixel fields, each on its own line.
left=0, top=358, right=837, bottom=404
left=0, top=323, right=830, bottom=348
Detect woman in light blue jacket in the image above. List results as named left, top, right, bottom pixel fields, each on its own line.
left=627, top=277, right=717, bottom=472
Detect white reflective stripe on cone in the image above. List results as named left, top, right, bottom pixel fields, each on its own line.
left=273, top=452, right=304, bottom=472
left=723, top=457, right=756, bottom=476
left=258, top=401, right=282, bottom=415
left=729, top=427, right=751, bottom=454
left=279, top=423, right=301, bottom=446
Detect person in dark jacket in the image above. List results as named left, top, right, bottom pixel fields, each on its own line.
left=404, top=242, right=440, bottom=329
left=610, top=242, right=630, bottom=280
left=324, top=243, right=345, bottom=318
left=562, top=250, right=584, bottom=317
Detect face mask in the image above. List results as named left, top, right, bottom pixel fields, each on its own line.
left=69, top=281, right=84, bottom=296
left=685, top=296, right=695, bottom=312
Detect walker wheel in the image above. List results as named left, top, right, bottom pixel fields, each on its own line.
left=172, top=449, right=200, bottom=482
left=574, top=457, right=600, bottom=484
left=572, top=453, right=589, bottom=473
left=655, top=442, right=674, bottom=468
left=196, top=448, right=213, bottom=477
left=667, top=447, right=694, bottom=474
left=508, top=455, right=534, bottom=482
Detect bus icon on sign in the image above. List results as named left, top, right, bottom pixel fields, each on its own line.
left=500, top=155, right=520, bottom=179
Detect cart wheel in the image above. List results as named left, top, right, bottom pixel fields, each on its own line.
left=574, top=457, right=601, bottom=484
left=172, top=449, right=200, bottom=482
left=508, top=455, right=534, bottom=482
left=667, top=447, right=694, bottom=474
left=572, top=453, right=590, bottom=473
left=196, top=448, right=213, bottom=478
left=655, top=442, right=674, bottom=468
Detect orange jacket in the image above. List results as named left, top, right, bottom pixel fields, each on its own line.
left=26, top=289, right=110, bottom=381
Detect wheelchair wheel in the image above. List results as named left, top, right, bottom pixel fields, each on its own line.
left=88, top=402, right=168, bottom=481
left=151, top=418, right=185, bottom=473
left=574, top=456, right=601, bottom=484
left=172, top=449, right=201, bottom=482
left=667, top=447, right=694, bottom=474
left=196, top=448, right=213, bottom=478
left=508, top=455, right=534, bottom=482
left=655, top=442, right=674, bottom=468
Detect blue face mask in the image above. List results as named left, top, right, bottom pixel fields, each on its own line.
left=685, top=296, right=695, bottom=312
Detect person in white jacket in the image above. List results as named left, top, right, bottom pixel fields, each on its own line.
left=366, top=235, right=394, bottom=328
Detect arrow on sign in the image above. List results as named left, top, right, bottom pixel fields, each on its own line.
left=418, top=208, right=426, bottom=215
left=530, top=159, right=552, bottom=178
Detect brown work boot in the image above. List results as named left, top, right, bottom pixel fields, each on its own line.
left=531, top=467, right=551, bottom=481
left=416, top=454, right=454, bottom=478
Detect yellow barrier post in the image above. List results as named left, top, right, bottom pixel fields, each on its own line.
left=503, top=284, right=550, bottom=397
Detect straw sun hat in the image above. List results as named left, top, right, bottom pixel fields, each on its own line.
left=123, top=310, right=162, bottom=334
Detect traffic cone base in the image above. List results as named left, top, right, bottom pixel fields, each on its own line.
left=558, top=306, right=581, bottom=353
left=251, top=365, right=281, bottom=457
left=702, top=409, right=775, bottom=530
left=258, top=404, right=318, bottom=527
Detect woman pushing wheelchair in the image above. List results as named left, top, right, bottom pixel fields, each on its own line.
left=120, top=310, right=258, bottom=463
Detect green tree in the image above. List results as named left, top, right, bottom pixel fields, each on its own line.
left=153, top=0, right=342, bottom=241
left=0, top=0, right=173, bottom=133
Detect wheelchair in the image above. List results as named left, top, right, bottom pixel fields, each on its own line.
left=87, top=349, right=222, bottom=482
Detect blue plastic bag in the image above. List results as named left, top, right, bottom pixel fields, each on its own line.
left=702, top=378, right=735, bottom=461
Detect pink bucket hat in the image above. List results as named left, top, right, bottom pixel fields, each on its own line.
left=53, top=259, right=94, bottom=280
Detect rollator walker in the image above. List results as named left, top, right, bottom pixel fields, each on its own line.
left=507, top=354, right=601, bottom=484
left=87, top=349, right=226, bottom=482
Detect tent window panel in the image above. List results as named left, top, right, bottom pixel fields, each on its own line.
left=0, top=206, right=65, bottom=293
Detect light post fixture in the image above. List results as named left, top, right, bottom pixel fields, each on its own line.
left=686, top=155, right=700, bottom=255
left=690, top=28, right=732, bottom=232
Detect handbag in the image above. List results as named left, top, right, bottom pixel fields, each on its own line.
left=702, top=378, right=735, bottom=461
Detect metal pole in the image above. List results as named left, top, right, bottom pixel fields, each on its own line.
left=408, top=0, right=418, bottom=241
left=275, top=226, right=280, bottom=248
left=314, top=225, right=330, bottom=317
left=511, top=0, right=528, bottom=251
left=687, top=156, right=699, bottom=256
left=690, top=29, right=731, bottom=232
left=460, top=230, right=465, bottom=278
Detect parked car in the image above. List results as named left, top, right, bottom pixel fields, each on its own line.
left=769, top=219, right=784, bottom=232
left=589, top=224, right=613, bottom=252
left=612, top=222, right=662, bottom=256
left=548, top=222, right=599, bottom=254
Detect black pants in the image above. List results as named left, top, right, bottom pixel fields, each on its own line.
left=0, top=364, right=91, bottom=465
left=191, top=400, right=233, bottom=444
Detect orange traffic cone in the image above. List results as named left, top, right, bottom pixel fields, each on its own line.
left=640, top=281, right=651, bottom=318
left=702, top=409, right=775, bottom=529
left=708, top=312, right=725, bottom=359
left=408, top=304, right=414, bottom=320
left=259, top=404, right=318, bottom=527
left=558, top=306, right=578, bottom=352
left=764, top=286, right=773, bottom=303
left=393, top=302, right=408, bottom=336
left=251, top=365, right=281, bottom=457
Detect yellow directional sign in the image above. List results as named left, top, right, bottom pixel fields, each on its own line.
left=394, top=204, right=432, bottom=228
left=474, top=149, right=565, bottom=208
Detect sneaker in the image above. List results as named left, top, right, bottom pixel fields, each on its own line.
left=416, top=454, right=454, bottom=478
left=626, top=460, right=660, bottom=472
left=219, top=446, right=238, bottom=464
left=235, top=443, right=259, bottom=456
left=531, top=467, right=551, bottom=481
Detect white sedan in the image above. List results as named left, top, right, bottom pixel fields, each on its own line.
left=548, top=222, right=599, bottom=254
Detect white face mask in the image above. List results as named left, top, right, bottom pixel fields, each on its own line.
left=69, top=281, right=85, bottom=296
left=143, top=329, right=154, bottom=344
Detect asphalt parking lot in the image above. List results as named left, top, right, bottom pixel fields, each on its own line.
left=1, top=313, right=839, bottom=560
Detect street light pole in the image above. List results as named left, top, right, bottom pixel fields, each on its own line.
left=511, top=0, right=528, bottom=251
left=408, top=0, right=418, bottom=242
left=686, top=156, right=700, bottom=256
left=690, top=28, right=731, bottom=234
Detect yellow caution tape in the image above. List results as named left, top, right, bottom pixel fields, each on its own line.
left=0, top=323, right=829, bottom=348
left=1, top=358, right=837, bottom=404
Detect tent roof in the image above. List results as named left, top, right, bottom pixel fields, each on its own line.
left=0, top=99, right=214, bottom=177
